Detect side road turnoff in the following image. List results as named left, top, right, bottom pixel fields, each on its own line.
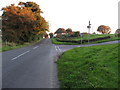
left=2, top=39, right=119, bottom=88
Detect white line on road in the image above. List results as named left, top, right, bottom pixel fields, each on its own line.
left=55, top=46, right=61, bottom=52
left=33, top=46, right=39, bottom=49
left=55, top=46, right=58, bottom=51
left=11, top=50, right=30, bottom=60
left=57, top=46, right=61, bottom=52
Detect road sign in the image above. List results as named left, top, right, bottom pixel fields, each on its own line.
left=87, top=26, right=91, bottom=28
left=87, top=21, right=91, bottom=43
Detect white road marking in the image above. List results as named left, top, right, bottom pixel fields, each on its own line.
left=55, top=46, right=61, bottom=52
left=33, top=46, right=39, bottom=49
left=57, top=46, right=61, bottom=52
left=11, top=50, right=30, bottom=60
left=55, top=46, right=58, bottom=51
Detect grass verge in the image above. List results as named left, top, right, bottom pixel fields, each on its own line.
left=52, top=35, right=120, bottom=45
left=0, top=43, right=28, bottom=52
left=0, top=39, right=43, bottom=52
left=57, top=43, right=119, bottom=88
left=52, top=38, right=79, bottom=45
left=71, top=34, right=114, bottom=41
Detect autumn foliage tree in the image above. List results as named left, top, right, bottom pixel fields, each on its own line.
left=54, top=28, right=66, bottom=38
left=19, top=2, right=49, bottom=34
left=54, top=28, right=66, bottom=35
left=2, top=4, right=36, bottom=43
left=2, top=2, right=49, bottom=43
left=43, top=32, right=48, bottom=38
left=97, top=25, right=111, bottom=34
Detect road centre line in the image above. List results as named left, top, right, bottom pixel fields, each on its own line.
left=11, top=50, right=30, bottom=60
left=33, top=46, right=39, bottom=49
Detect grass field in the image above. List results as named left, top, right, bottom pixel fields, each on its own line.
left=52, top=34, right=120, bottom=45
left=71, top=34, right=114, bottom=41
left=57, top=43, right=119, bottom=88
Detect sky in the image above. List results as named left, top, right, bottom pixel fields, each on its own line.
left=0, top=0, right=119, bottom=34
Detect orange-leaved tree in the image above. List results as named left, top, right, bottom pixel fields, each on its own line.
left=97, top=25, right=111, bottom=34
left=19, top=2, right=49, bottom=35
left=2, top=2, right=49, bottom=43
left=2, top=4, right=36, bottom=43
left=54, top=28, right=66, bottom=35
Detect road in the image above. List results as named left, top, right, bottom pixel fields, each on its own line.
left=55, top=40, right=120, bottom=53
left=2, top=39, right=119, bottom=89
left=2, top=39, right=59, bottom=88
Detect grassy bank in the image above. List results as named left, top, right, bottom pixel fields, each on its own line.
left=52, top=34, right=120, bottom=45
left=52, top=38, right=79, bottom=45
left=1, top=43, right=28, bottom=52
left=57, top=43, right=119, bottom=88
left=0, top=39, right=43, bottom=52
left=71, top=34, right=114, bottom=41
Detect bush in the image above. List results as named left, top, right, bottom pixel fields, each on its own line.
left=115, top=34, right=120, bottom=37
left=73, top=31, right=80, bottom=37
left=49, top=33, right=54, bottom=38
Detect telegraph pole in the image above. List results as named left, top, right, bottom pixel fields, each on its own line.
left=80, top=33, right=82, bottom=44
left=87, top=21, right=91, bottom=43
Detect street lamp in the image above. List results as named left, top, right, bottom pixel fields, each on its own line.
left=87, top=21, right=91, bottom=43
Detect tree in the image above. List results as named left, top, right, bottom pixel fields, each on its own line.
left=97, top=25, right=111, bottom=34
left=19, top=2, right=49, bottom=34
left=54, top=28, right=66, bottom=35
left=115, top=29, right=120, bottom=34
left=19, top=2, right=43, bottom=14
left=2, top=2, right=49, bottom=43
left=115, top=29, right=120, bottom=37
left=92, top=32, right=96, bottom=34
left=2, top=4, right=36, bottom=43
left=66, top=28, right=72, bottom=34
left=73, top=31, right=80, bottom=37
left=43, top=32, right=48, bottom=38
left=49, top=33, right=54, bottom=38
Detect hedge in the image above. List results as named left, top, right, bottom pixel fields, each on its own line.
left=56, top=36, right=111, bottom=44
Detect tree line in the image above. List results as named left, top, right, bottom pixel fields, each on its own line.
left=53, top=25, right=112, bottom=38
left=2, top=2, right=49, bottom=44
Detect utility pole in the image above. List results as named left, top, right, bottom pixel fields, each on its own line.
left=80, top=33, right=82, bottom=44
left=87, top=21, right=91, bottom=43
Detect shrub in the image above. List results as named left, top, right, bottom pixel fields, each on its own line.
left=73, top=31, right=80, bottom=37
